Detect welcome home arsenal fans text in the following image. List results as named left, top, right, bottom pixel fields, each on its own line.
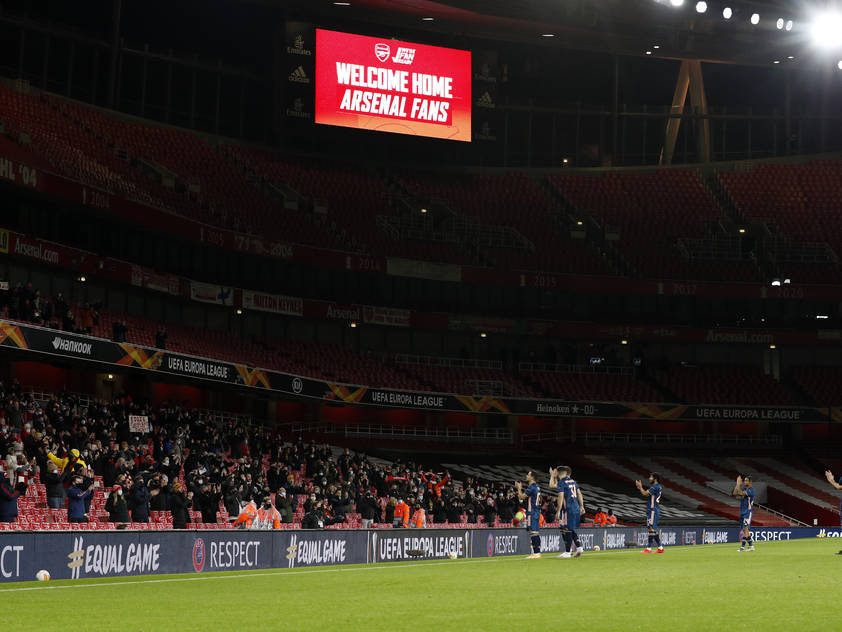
left=335, top=63, right=454, bottom=124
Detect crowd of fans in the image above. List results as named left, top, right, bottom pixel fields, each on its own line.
left=0, top=380, right=577, bottom=529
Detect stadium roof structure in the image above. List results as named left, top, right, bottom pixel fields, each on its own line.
left=286, top=0, right=830, bottom=67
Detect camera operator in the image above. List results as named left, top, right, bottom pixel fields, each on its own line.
left=301, top=500, right=327, bottom=530
left=0, top=466, right=27, bottom=522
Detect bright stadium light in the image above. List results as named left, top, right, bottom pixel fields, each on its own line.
left=810, top=12, right=842, bottom=48
left=838, top=60, right=842, bottom=70
left=785, top=20, right=793, bottom=31
left=771, top=278, right=781, bottom=286
left=723, top=7, right=733, bottom=19
left=750, top=13, right=760, bottom=25
left=696, top=1, right=707, bottom=13
left=670, top=0, right=684, bottom=7
left=776, top=18, right=784, bottom=30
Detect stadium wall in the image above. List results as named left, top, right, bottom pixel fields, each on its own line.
left=1, top=526, right=838, bottom=583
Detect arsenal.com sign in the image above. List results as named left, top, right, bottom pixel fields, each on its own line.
left=315, top=29, right=472, bottom=142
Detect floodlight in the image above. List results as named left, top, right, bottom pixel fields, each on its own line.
left=696, top=2, right=707, bottom=14
left=723, top=7, right=732, bottom=19
left=810, top=12, right=842, bottom=48
left=750, top=13, right=760, bottom=25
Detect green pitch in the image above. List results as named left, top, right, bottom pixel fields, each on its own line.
left=3, top=539, right=839, bottom=631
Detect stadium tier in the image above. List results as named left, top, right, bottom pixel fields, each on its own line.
left=652, top=366, right=797, bottom=406
left=8, top=81, right=842, bottom=287
left=523, top=370, right=665, bottom=402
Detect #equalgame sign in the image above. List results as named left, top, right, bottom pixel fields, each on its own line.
left=315, top=29, right=472, bottom=142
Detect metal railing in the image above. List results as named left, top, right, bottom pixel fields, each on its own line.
left=395, top=354, right=504, bottom=370
left=282, top=423, right=514, bottom=445
left=24, top=389, right=92, bottom=408
left=521, top=431, right=783, bottom=448
left=705, top=481, right=809, bottom=526
left=196, top=409, right=252, bottom=427
left=518, top=362, right=633, bottom=375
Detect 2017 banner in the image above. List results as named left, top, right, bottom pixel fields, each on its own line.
left=315, top=29, right=472, bottom=142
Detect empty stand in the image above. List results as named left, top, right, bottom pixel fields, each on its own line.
left=550, top=170, right=760, bottom=281
left=524, top=369, right=663, bottom=402
left=653, top=365, right=796, bottom=405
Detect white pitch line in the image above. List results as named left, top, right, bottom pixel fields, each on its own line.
left=0, top=557, right=503, bottom=593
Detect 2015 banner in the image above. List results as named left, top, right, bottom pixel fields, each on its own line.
left=315, top=29, right=472, bottom=142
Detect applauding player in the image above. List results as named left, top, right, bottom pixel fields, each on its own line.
left=635, top=472, right=664, bottom=554
left=825, top=471, right=842, bottom=526
left=550, top=465, right=585, bottom=558
left=515, top=471, right=542, bottom=559
left=733, top=474, right=755, bottom=552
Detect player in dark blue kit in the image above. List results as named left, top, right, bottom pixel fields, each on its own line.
left=635, top=472, right=664, bottom=554
left=550, top=465, right=586, bottom=558
left=733, top=474, right=756, bottom=551
left=824, top=470, right=842, bottom=526
left=515, top=471, right=542, bottom=559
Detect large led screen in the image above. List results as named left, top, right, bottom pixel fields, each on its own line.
left=315, top=29, right=472, bottom=142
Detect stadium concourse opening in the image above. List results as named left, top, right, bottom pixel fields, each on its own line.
left=1, top=2, right=842, bottom=629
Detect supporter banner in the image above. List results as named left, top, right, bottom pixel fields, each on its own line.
left=128, top=415, right=150, bottom=433
left=0, top=227, right=182, bottom=297
left=190, top=281, right=233, bottom=306
left=0, top=526, right=834, bottom=583
left=315, top=29, right=472, bottom=142
left=362, top=305, right=410, bottom=328
left=0, top=319, right=834, bottom=420
left=242, top=290, right=304, bottom=316
left=131, top=265, right=180, bottom=296
left=448, top=314, right=518, bottom=334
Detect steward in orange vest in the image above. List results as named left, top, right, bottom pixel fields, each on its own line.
left=235, top=500, right=258, bottom=529
left=394, top=499, right=410, bottom=528
left=411, top=507, right=426, bottom=528
left=253, top=496, right=281, bottom=529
